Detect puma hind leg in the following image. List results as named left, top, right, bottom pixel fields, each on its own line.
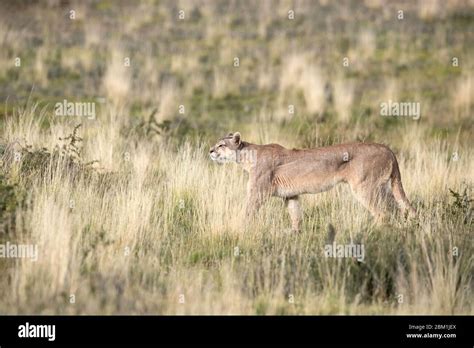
left=285, top=196, right=302, bottom=232
left=349, top=180, right=394, bottom=223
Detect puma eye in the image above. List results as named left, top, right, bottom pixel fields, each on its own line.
left=218, top=144, right=225, bottom=148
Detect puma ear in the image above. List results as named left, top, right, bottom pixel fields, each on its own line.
left=232, top=132, right=241, bottom=145
left=227, top=132, right=234, bottom=137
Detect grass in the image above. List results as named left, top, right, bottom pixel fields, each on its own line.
left=0, top=0, right=472, bottom=314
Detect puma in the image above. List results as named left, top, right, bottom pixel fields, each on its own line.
left=209, top=132, right=415, bottom=231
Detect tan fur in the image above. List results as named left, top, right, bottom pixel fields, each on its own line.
left=210, top=132, right=416, bottom=231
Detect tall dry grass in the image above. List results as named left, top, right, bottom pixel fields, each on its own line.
left=0, top=103, right=472, bottom=314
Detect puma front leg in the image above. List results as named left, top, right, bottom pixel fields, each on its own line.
left=245, top=170, right=273, bottom=219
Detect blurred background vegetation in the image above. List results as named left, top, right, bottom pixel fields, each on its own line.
left=0, top=0, right=472, bottom=147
